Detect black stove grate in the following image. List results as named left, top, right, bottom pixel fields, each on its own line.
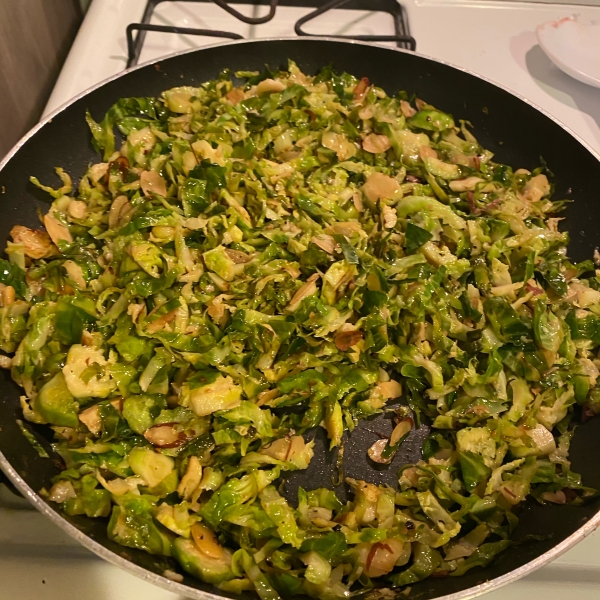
left=126, top=0, right=415, bottom=68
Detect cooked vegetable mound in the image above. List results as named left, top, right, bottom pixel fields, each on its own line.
left=3, top=62, right=598, bottom=597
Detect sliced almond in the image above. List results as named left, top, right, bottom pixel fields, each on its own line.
left=377, top=380, right=402, bottom=399
left=419, top=145, right=437, bottom=160
left=362, top=134, right=391, bottom=154
left=140, top=170, right=167, bottom=198
left=390, top=419, right=413, bottom=446
left=191, top=523, right=223, bottom=559
left=63, top=260, right=86, bottom=290
left=79, top=404, right=102, bottom=436
left=48, top=480, right=77, bottom=503
left=449, top=177, right=485, bottom=193
left=282, top=264, right=301, bottom=280
left=79, top=398, right=122, bottom=437
left=311, top=234, right=336, bottom=254
left=144, top=423, right=187, bottom=448
left=363, top=172, right=400, bottom=203
left=127, top=303, right=146, bottom=324
left=44, top=213, right=73, bottom=245
left=368, top=439, right=391, bottom=464
left=163, top=570, right=184, bottom=583
left=541, top=490, right=567, bottom=504
left=259, top=437, right=291, bottom=461
left=146, top=309, right=178, bottom=334
left=322, top=131, right=357, bottom=161
left=257, top=79, right=286, bottom=94
left=352, top=192, right=364, bottom=213
left=400, top=100, right=416, bottom=118
left=365, top=539, right=407, bottom=578
left=108, top=195, right=131, bottom=229
left=68, top=200, right=88, bottom=219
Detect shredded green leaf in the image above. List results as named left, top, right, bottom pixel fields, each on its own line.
left=3, top=62, right=598, bottom=597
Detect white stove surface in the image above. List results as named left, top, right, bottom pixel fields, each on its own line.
left=10, top=0, right=600, bottom=598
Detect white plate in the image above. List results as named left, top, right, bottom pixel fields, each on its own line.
left=536, top=16, right=600, bottom=89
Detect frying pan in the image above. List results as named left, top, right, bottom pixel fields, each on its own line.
left=1, top=38, right=600, bottom=600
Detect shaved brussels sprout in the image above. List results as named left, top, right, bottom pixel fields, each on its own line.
left=181, top=371, right=243, bottom=416
left=203, top=246, right=237, bottom=282
left=129, top=446, right=175, bottom=488
left=108, top=494, right=172, bottom=556
left=122, top=394, right=166, bottom=434
left=63, top=344, right=115, bottom=399
left=33, top=372, right=79, bottom=427
left=173, top=538, right=235, bottom=585
left=9, top=63, right=598, bottom=598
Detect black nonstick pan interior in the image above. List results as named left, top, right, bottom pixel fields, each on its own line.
left=1, top=38, right=600, bottom=600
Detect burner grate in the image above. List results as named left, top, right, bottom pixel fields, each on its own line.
left=126, top=0, right=416, bottom=68
left=295, top=0, right=414, bottom=48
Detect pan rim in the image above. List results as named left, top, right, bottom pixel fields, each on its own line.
left=1, top=35, right=600, bottom=600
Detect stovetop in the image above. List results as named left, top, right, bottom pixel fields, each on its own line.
left=4, top=0, right=600, bottom=598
